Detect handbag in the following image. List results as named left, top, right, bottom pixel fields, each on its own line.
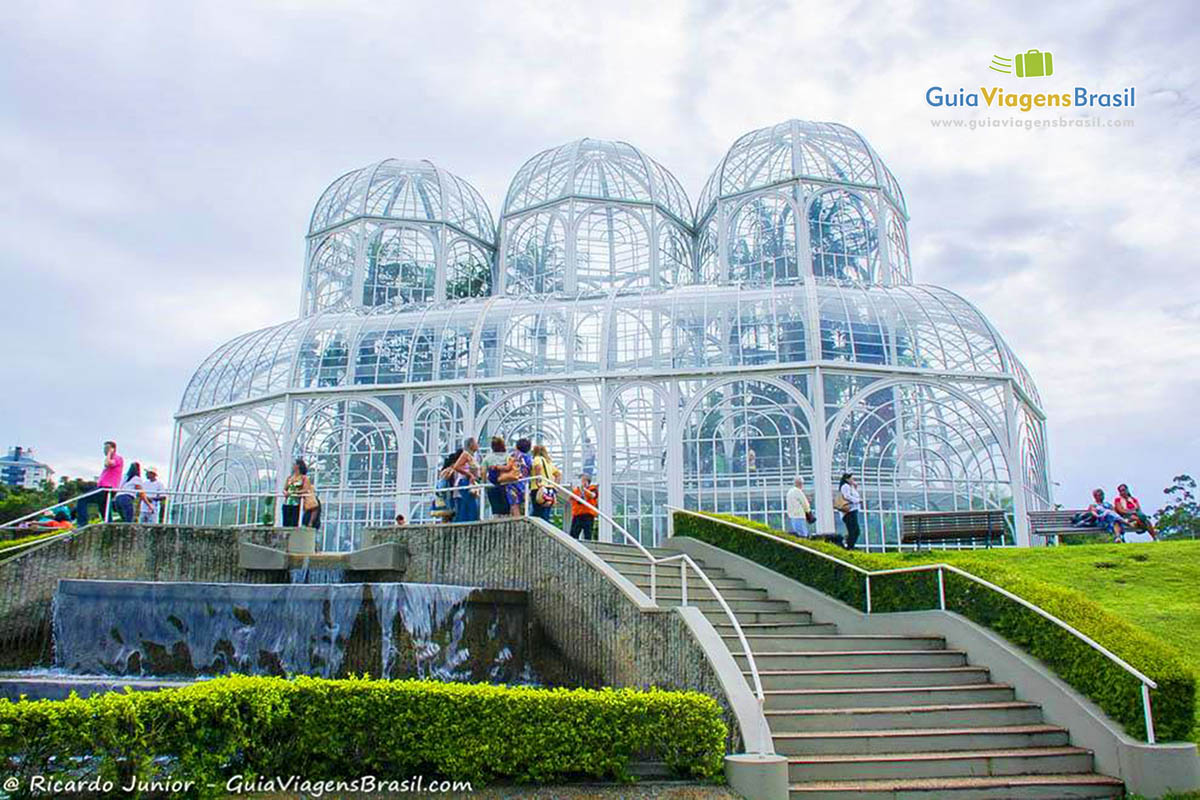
left=805, top=510, right=816, bottom=525
left=833, top=491, right=849, bottom=513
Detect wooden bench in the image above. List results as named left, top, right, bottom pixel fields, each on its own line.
left=1029, top=509, right=1117, bottom=544
left=901, top=510, right=1009, bottom=549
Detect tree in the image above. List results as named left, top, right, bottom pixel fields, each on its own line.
left=1154, top=474, right=1200, bottom=540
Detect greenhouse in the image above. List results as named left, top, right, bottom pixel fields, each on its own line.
left=171, top=121, right=1051, bottom=551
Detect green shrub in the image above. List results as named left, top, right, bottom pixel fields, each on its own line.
left=0, top=676, right=726, bottom=797
left=0, top=529, right=62, bottom=554
left=674, top=510, right=1196, bottom=742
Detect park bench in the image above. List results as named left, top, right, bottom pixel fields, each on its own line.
left=901, top=509, right=1009, bottom=549
left=1028, top=509, right=1123, bottom=544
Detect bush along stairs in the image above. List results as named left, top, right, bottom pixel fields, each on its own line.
left=583, top=540, right=1125, bottom=800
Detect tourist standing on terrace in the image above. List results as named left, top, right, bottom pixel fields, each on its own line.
left=785, top=476, right=813, bottom=537
left=448, top=437, right=481, bottom=522
left=837, top=473, right=863, bottom=550
left=113, top=462, right=144, bottom=523
left=567, top=473, right=598, bottom=540
left=530, top=444, right=561, bottom=522
left=76, top=440, right=124, bottom=527
left=282, top=458, right=312, bottom=527
left=509, top=438, right=534, bottom=517
left=481, top=436, right=516, bottom=517
left=141, top=466, right=166, bottom=524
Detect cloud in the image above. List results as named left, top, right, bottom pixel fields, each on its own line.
left=1, top=0, right=1197, bottom=512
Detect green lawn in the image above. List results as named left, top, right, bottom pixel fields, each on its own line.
left=821, top=538, right=1200, bottom=742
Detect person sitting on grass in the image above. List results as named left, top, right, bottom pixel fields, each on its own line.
left=1114, top=483, right=1157, bottom=540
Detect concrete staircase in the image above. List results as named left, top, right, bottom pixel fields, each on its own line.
left=583, top=540, right=1125, bottom=800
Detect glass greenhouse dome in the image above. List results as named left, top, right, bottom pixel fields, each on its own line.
left=172, top=121, right=1051, bottom=551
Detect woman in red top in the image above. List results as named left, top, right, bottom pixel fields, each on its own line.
left=1114, top=484, right=1157, bottom=539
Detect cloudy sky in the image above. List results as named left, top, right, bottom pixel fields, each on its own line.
left=1, top=0, right=1197, bottom=516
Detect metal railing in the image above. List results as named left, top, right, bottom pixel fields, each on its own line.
left=669, top=507, right=1160, bottom=744
left=543, top=480, right=764, bottom=704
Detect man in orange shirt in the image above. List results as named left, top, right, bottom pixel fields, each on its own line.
left=568, top=473, right=599, bottom=540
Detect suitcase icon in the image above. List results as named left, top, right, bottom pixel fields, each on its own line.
left=1015, top=49, right=1053, bottom=78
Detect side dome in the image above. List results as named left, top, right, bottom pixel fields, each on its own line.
left=309, top=159, right=495, bottom=241
left=697, top=120, right=911, bottom=289
left=499, top=139, right=695, bottom=295
left=302, top=160, right=496, bottom=315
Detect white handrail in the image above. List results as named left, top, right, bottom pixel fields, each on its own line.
left=544, top=480, right=765, bottom=704
left=669, top=507, right=1160, bottom=744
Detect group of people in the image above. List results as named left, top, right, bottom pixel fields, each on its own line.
left=784, top=472, right=863, bottom=550
left=67, top=441, right=167, bottom=527
left=428, top=437, right=600, bottom=539
left=1078, top=484, right=1157, bottom=542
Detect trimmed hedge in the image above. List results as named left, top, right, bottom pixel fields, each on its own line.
left=0, top=676, right=726, bottom=796
left=0, top=529, right=63, bottom=554
left=675, top=510, right=1196, bottom=742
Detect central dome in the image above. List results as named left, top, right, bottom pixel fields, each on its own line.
left=503, top=138, right=693, bottom=226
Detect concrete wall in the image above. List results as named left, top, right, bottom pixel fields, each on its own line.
left=0, top=524, right=288, bottom=669
left=369, top=518, right=742, bottom=751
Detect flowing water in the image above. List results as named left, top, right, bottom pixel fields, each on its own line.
left=50, top=579, right=533, bottom=682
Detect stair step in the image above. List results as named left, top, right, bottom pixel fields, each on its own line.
left=788, top=746, right=1092, bottom=782
left=718, top=622, right=840, bottom=637
left=610, top=561, right=731, bottom=580
left=734, top=650, right=968, bottom=671
left=751, top=667, right=990, bottom=690
left=707, top=610, right=815, bottom=625
left=687, top=598, right=795, bottom=613
left=583, top=542, right=677, bottom=558
left=764, top=685, right=1015, bottom=710
left=645, top=586, right=769, bottom=601
left=788, top=772, right=1123, bottom=799
left=727, top=634, right=946, bottom=652
left=771, top=725, right=1071, bottom=756
left=629, top=575, right=750, bottom=590
left=764, top=702, right=1044, bottom=732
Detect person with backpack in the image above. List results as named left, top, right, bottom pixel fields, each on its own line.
left=835, top=472, right=862, bottom=550
left=529, top=443, right=561, bottom=522
left=567, top=473, right=599, bottom=540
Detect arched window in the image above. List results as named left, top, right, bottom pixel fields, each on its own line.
left=410, top=395, right=467, bottom=521
left=504, top=212, right=566, bottom=295
left=293, top=399, right=399, bottom=549
left=574, top=205, right=651, bottom=291
left=446, top=238, right=492, bottom=299
left=697, top=220, right=720, bottom=284
left=306, top=232, right=356, bottom=313
left=683, top=380, right=813, bottom=530
left=830, top=382, right=1011, bottom=550
left=727, top=194, right=799, bottom=285
left=364, top=227, right=437, bottom=306
left=886, top=214, right=911, bottom=285
left=612, top=385, right=669, bottom=544
left=809, top=189, right=878, bottom=282
left=657, top=221, right=693, bottom=288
